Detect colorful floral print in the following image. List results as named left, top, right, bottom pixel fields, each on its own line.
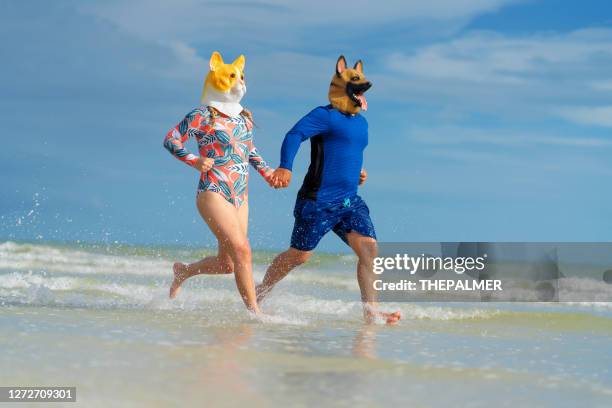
left=164, top=107, right=271, bottom=207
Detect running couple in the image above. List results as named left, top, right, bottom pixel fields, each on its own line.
left=163, top=51, right=400, bottom=324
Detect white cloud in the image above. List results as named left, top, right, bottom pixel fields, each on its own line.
left=410, top=126, right=612, bottom=147
left=554, top=106, right=612, bottom=128
left=388, top=28, right=612, bottom=84
left=81, top=0, right=519, bottom=40
left=382, top=28, right=612, bottom=126
left=589, top=80, right=612, bottom=91
left=76, top=0, right=520, bottom=81
left=161, top=41, right=207, bottom=79
left=31, top=1, right=612, bottom=133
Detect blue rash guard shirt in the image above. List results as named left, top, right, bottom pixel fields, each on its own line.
left=279, top=105, right=368, bottom=204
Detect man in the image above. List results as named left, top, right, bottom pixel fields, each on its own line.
left=258, top=55, right=401, bottom=324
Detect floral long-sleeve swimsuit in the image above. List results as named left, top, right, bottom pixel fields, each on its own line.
left=164, top=106, right=272, bottom=208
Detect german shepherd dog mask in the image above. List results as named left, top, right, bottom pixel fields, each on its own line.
left=328, top=55, right=372, bottom=115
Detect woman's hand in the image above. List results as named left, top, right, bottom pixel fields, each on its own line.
left=194, top=157, right=215, bottom=173
left=263, top=169, right=277, bottom=188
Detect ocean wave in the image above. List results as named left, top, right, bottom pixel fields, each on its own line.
left=0, top=241, right=173, bottom=277
left=0, top=269, right=502, bottom=323
left=1, top=241, right=611, bottom=325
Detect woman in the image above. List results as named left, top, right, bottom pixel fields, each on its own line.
left=163, top=51, right=273, bottom=315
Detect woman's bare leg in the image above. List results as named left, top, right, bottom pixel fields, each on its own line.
left=169, top=200, right=249, bottom=299
left=169, top=242, right=233, bottom=299
left=195, top=192, right=259, bottom=313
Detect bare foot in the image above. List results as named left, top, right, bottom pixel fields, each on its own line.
left=364, top=309, right=402, bottom=325
left=169, top=262, right=188, bottom=299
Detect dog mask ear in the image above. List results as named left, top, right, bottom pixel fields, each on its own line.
left=353, top=60, right=363, bottom=74
left=336, top=55, right=347, bottom=77
left=209, top=51, right=224, bottom=71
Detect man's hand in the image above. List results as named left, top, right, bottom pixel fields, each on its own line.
left=271, top=168, right=292, bottom=189
left=194, top=157, right=215, bottom=173
left=359, top=168, right=368, bottom=185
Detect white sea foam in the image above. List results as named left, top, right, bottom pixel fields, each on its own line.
left=287, top=269, right=358, bottom=290
left=1, top=242, right=610, bottom=322
left=0, top=241, right=172, bottom=277
left=0, top=271, right=78, bottom=290
left=403, top=304, right=502, bottom=320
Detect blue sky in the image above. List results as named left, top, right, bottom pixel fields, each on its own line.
left=1, top=0, right=611, bottom=251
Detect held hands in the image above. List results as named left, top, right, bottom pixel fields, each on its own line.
left=359, top=169, right=368, bottom=185
left=269, top=168, right=292, bottom=189
left=194, top=157, right=215, bottom=173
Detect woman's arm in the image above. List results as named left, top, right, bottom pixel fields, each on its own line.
left=163, top=109, right=213, bottom=171
left=248, top=145, right=273, bottom=180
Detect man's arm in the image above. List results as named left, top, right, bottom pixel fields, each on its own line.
left=272, top=107, right=330, bottom=188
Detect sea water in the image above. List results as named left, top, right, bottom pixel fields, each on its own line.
left=0, top=241, right=611, bottom=407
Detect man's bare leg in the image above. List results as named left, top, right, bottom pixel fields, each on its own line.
left=346, top=232, right=401, bottom=324
left=256, top=248, right=312, bottom=302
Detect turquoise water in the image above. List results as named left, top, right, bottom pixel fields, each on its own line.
left=0, top=241, right=611, bottom=407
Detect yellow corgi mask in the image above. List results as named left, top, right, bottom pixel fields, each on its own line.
left=328, top=55, right=372, bottom=115
left=201, top=51, right=246, bottom=117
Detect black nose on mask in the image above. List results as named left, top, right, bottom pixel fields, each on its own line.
left=347, top=81, right=372, bottom=95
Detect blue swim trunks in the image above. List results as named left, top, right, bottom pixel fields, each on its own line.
left=290, top=195, right=377, bottom=251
